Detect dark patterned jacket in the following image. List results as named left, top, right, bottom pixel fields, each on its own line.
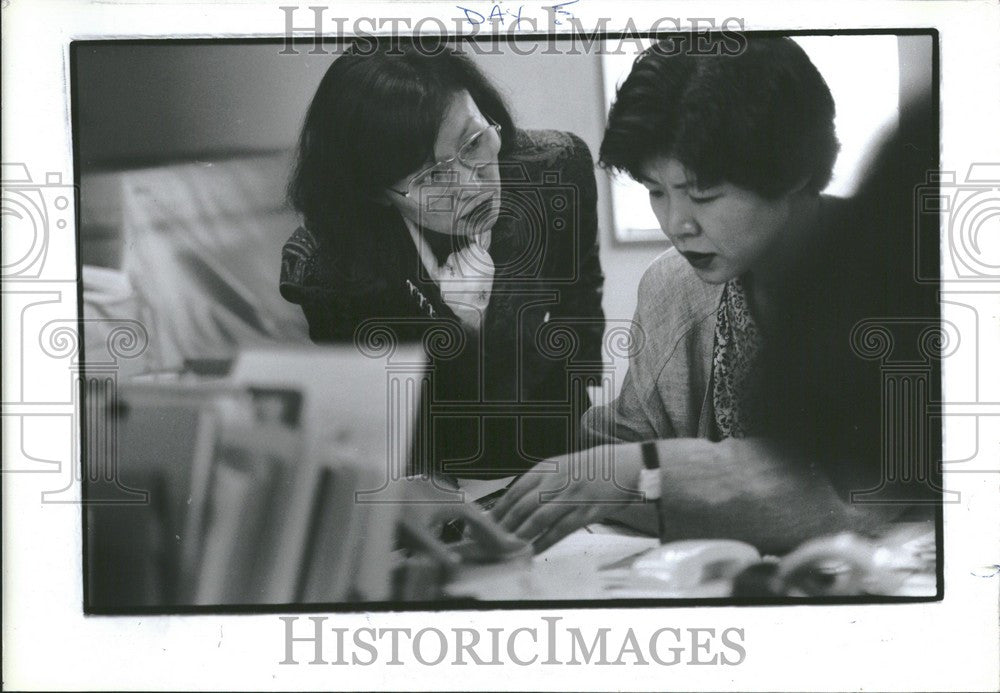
left=279, top=129, right=605, bottom=477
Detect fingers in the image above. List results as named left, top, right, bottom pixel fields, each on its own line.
left=531, top=510, right=591, bottom=555
left=490, top=458, right=602, bottom=552
left=460, top=505, right=527, bottom=554
left=509, top=498, right=578, bottom=543
left=499, top=493, right=594, bottom=553
left=397, top=521, right=461, bottom=569
left=491, top=472, right=541, bottom=520
left=494, top=483, right=548, bottom=534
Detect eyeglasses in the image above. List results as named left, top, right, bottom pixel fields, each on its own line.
left=390, top=120, right=502, bottom=207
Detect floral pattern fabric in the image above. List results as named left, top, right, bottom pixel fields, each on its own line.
left=712, top=278, right=761, bottom=439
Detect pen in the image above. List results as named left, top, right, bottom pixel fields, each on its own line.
left=640, top=441, right=667, bottom=543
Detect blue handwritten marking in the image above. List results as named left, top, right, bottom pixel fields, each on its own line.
left=507, top=5, right=525, bottom=29
left=546, top=0, right=579, bottom=25
left=457, top=6, right=485, bottom=24
left=455, top=3, right=535, bottom=29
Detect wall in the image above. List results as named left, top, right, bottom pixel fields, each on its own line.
left=74, top=42, right=332, bottom=167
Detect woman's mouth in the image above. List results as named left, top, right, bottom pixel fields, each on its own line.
left=679, top=250, right=716, bottom=270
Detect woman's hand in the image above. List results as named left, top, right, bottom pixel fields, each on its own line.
left=396, top=476, right=527, bottom=565
left=491, top=446, right=645, bottom=553
left=437, top=236, right=494, bottom=331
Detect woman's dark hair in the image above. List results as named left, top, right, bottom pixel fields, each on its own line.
left=288, top=38, right=515, bottom=245
left=599, top=35, right=839, bottom=198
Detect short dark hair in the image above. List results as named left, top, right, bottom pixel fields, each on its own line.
left=599, top=35, right=839, bottom=198
left=288, top=38, right=515, bottom=243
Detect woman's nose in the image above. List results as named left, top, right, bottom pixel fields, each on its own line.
left=468, top=158, right=498, bottom=184
left=467, top=162, right=486, bottom=185
left=669, top=206, right=699, bottom=239
left=451, top=161, right=481, bottom=190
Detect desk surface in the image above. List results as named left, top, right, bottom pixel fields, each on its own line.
left=446, top=522, right=937, bottom=601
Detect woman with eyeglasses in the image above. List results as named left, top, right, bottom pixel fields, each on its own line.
left=280, top=39, right=605, bottom=479
left=493, top=35, right=939, bottom=554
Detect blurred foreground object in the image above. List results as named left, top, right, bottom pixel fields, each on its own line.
left=731, top=523, right=937, bottom=598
